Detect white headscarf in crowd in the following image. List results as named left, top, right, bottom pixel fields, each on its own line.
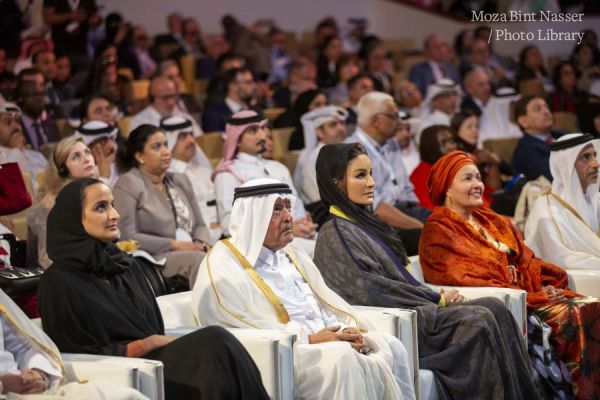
left=550, top=133, right=600, bottom=232
left=74, top=120, right=118, bottom=145
left=478, top=87, right=522, bottom=146
left=229, top=178, right=295, bottom=266
left=160, top=115, right=212, bottom=169
left=300, top=105, right=349, bottom=152
left=420, top=78, right=461, bottom=116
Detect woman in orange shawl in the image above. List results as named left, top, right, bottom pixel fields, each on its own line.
left=419, top=150, right=600, bottom=400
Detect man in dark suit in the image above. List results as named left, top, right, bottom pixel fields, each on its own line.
left=409, top=34, right=461, bottom=95
left=15, top=80, right=60, bottom=150
left=512, top=95, right=562, bottom=181
left=202, top=67, right=257, bottom=133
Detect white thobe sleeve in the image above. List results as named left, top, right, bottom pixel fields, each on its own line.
left=1, top=316, right=61, bottom=386
left=528, top=215, right=600, bottom=269
left=214, top=172, right=239, bottom=236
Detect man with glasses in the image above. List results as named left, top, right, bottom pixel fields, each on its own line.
left=346, top=92, right=430, bottom=256
left=15, top=80, right=60, bottom=151
left=131, top=76, right=202, bottom=136
left=202, top=67, right=259, bottom=133
left=0, top=102, right=47, bottom=192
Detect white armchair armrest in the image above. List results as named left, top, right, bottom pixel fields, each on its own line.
left=568, top=270, right=600, bottom=298
left=61, top=353, right=164, bottom=400
left=409, top=256, right=527, bottom=337
left=156, top=292, right=296, bottom=400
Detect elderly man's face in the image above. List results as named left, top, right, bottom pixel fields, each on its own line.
left=0, top=112, right=26, bottom=149
left=575, top=144, right=600, bottom=192
left=263, top=197, right=294, bottom=251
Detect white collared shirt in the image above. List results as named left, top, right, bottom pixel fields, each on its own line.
left=225, top=97, right=245, bottom=114
left=254, top=246, right=342, bottom=335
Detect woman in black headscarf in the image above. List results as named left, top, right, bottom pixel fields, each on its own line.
left=273, top=89, right=328, bottom=150
left=38, top=178, right=269, bottom=400
left=312, top=143, right=542, bottom=400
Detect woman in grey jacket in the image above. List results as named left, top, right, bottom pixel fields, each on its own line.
left=113, top=124, right=210, bottom=287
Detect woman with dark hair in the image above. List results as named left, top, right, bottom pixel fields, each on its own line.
left=572, top=43, right=600, bottom=93
left=113, top=124, right=210, bottom=288
left=273, top=89, right=328, bottom=150
left=38, top=178, right=270, bottom=399
left=450, top=110, right=510, bottom=206
left=316, top=35, right=343, bottom=89
left=79, top=43, right=128, bottom=110
left=328, top=53, right=360, bottom=105
left=410, top=125, right=457, bottom=210
left=313, top=143, right=540, bottom=400
left=515, top=45, right=549, bottom=88
left=548, top=61, right=587, bottom=114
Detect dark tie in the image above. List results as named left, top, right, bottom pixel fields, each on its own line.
left=32, top=121, right=47, bottom=149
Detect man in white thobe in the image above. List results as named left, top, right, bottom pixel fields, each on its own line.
left=0, top=102, right=47, bottom=193
left=417, top=79, right=460, bottom=141
left=293, top=106, right=348, bottom=206
left=130, top=76, right=202, bottom=136
left=213, top=110, right=317, bottom=252
left=191, top=179, right=414, bottom=400
left=0, top=289, right=147, bottom=399
left=525, top=133, right=600, bottom=269
left=160, top=115, right=220, bottom=243
left=74, top=120, right=120, bottom=188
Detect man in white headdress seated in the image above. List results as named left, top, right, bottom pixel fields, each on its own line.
left=417, top=79, right=460, bottom=141
left=0, top=289, right=146, bottom=399
left=294, top=105, right=348, bottom=210
left=525, top=133, right=600, bottom=269
left=160, top=116, right=221, bottom=243
left=213, top=110, right=317, bottom=254
left=192, top=178, right=415, bottom=400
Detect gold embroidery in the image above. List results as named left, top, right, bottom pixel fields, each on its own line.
left=0, top=303, right=67, bottom=384
left=222, top=239, right=291, bottom=324
left=548, top=192, right=600, bottom=238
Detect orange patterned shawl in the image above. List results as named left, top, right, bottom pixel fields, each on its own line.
left=419, top=206, right=578, bottom=307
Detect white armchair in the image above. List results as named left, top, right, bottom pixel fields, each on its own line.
left=353, top=306, right=437, bottom=400
left=568, top=270, right=600, bottom=298
left=409, top=256, right=528, bottom=338
left=31, top=318, right=165, bottom=400
left=155, top=291, right=296, bottom=400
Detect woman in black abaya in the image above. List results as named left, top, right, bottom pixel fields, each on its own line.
left=38, top=178, right=269, bottom=400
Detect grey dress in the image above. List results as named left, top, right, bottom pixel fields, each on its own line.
left=314, top=216, right=540, bottom=400
left=113, top=168, right=209, bottom=286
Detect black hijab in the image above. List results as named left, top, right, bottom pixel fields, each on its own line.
left=316, top=143, right=410, bottom=265
left=41, top=178, right=164, bottom=356
left=288, top=89, right=325, bottom=150
left=47, top=177, right=129, bottom=276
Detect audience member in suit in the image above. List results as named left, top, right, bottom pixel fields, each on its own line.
left=153, top=12, right=184, bottom=49
left=17, top=68, right=65, bottom=119
left=157, top=60, right=201, bottom=116
left=202, top=67, right=257, bottom=133
left=272, top=58, right=317, bottom=110
left=32, top=50, right=65, bottom=116
left=461, top=68, right=491, bottom=117
left=15, top=80, right=60, bottom=150
left=362, top=39, right=393, bottom=93
left=512, top=96, right=562, bottom=181
left=409, top=34, right=461, bottom=95
left=53, top=52, right=78, bottom=101
left=345, top=73, right=375, bottom=133
left=131, top=76, right=202, bottom=136
left=203, top=52, right=245, bottom=105
left=460, top=39, right=512, bottom=87
left=196, top=34, right=233, bottom=79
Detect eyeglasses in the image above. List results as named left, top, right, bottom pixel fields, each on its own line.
left=376, top=112, right=400, bottom=121
left=399, top=87, right=418, bottom=98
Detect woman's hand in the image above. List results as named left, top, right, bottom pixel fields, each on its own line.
left=440, top=288, right=465, bottom=305
left=542, top=285, right=565, bottom=301
left=141, top=335, right=176, bottom=353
